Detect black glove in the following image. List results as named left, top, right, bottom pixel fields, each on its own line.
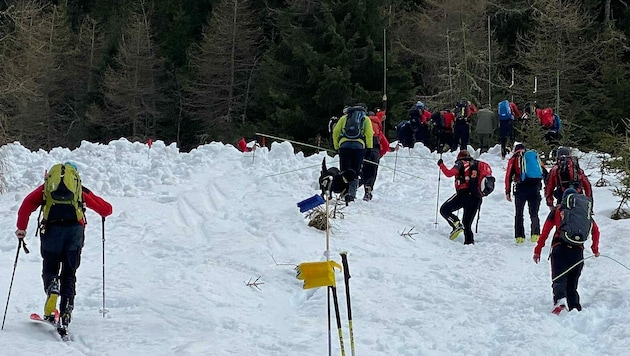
left=437, top=158, right=443, bottom=166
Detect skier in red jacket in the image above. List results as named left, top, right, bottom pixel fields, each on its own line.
left=15, top=163, right=112, bottom=335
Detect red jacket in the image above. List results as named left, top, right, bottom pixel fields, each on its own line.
left=375, top=110, right=386, bottom=122
left=442, top=111, right=455, bottom=132
left=439, top=158, right=474, bottom=191
left=369, top=114, right=390, bottom=157
left=421, top=110, right=432, bottom=125
left=534, top=207, right=600, bottom=256
left=509, top=102, right=521, bottom=119
left=17, top=185, right=113, bottom=230
left=504, top=149, right=548, bottom=194
left=544, top=165, right=592, bottom=207
left=237, top=138, right=250, bottom=152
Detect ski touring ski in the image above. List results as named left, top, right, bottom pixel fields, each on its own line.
left=30, top=312, right=70, bottom=341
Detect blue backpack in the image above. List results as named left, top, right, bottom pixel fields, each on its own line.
left=342, top=107, right=366, bottom=139
left=497, top=100, right=512, bottom=121
left=552, top=114, right=561, bottom=132
left=520, top=150, right=543, bottom=181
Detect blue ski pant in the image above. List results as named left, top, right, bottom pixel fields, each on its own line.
left=41, top=224, right=84, bottom=313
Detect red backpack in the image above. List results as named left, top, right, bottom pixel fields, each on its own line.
left=538, top=108, right=554, bottom=129
left=442, top=111, right=455, bottom=132
left=458, top=159, right=495, bottom=197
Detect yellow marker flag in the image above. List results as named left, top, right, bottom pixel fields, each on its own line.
left=295, top=260, right=342, bottom=289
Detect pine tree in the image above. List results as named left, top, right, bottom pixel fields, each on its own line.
left=609, top=119, right=630, bottom=220
left=88, top=2, right=166, bottom=140
left=514, top=0, right=597, bottom=146
left=184, top=0, right=261, bottom=143
left=0, top=1, right=77, bottom=149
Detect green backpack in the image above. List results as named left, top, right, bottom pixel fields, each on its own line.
left=43, top=163, right=84, bottom=223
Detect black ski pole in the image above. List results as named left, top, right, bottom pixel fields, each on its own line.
left=475, top=200, right=482, bottom=233
left=2, top=239, right=29, bottom=330
left=434, top=151, right=443, bottom=228
left=328, top=287, right=332, bottom=356
left=330, top=286, right=345, bottom=356
left=339, top=252, right=355, bottom=356
left=101, top=217, right=107, bottom=318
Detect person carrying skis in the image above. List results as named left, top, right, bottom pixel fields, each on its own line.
left=15, top=162, right=112, bottom=336
left=437, top=150, right=481, bottom=245
left=505, top=143, right=548, bottom=244
left=533, top=188, right=600, bottom=314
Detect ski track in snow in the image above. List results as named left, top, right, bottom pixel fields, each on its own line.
left=0, top=139, right=629, bottom=355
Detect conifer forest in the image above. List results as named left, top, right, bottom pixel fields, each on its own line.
left=1, top=0, right=629, bottom=153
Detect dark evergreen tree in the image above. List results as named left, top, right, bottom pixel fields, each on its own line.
left=252, top=0, right=413, bottom=149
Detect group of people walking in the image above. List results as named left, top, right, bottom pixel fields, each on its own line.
left=327, top=96, right=598, bottom=315
left=397, top=99, right=562, bottom=159
left=437, top=141, right=599, bottom=315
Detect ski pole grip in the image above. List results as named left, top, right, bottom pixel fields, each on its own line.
left=339, top=252, right=350, bottom=279
left=20, top=240, right=30, bottom=254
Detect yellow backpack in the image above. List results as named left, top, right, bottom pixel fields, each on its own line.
left=43, top=163, right=84, bottom=223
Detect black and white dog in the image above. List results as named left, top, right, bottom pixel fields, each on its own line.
left=318, top=158, right=356, bottom=199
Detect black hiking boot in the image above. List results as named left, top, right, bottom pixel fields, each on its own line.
left=363, top=187, right=373, bottom=201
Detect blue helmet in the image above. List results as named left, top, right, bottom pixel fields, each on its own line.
left=415, top=101, right=425, bottom=110
left=64, top=161, right=78, bottom=171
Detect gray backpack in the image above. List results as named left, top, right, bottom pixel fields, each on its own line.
left=559, top=192, right=593, bottom=245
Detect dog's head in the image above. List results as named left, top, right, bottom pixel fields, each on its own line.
left=318, top=158, right=357, bottom=197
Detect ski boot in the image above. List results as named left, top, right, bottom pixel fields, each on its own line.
left=44, top=278, right=60, bottom=319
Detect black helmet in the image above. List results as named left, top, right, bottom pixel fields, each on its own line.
left=557, top=147, right=570, bottom=157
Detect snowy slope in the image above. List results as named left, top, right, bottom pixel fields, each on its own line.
left=0, top=138, right=629, bottom=356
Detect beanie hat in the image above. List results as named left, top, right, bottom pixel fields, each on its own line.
left=514, top=143, right=526, bottom=152
left=457, top=150, right=470, bottom=160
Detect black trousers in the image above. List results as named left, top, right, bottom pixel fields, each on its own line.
left=361, top=148, right=380, bottom=188
left=550, top=243, right=584, bottom=310
left=499, top=120, right=514, bottom=157
left=339, top=146, right=366, bottom=198
left=514, top=182, right=542, bottom=239
left=41, top=224, right=84, bottom=313
left=440, top=190, right=481, bottom=244
left=452, top=122, right=470, bottom=151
